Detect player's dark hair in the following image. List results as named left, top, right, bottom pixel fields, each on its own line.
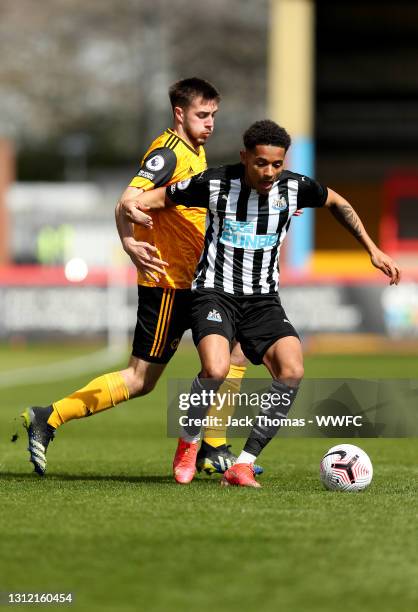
left=243, top=120, right=291, bottom=152
left=169, top=77, right=220, bottom=110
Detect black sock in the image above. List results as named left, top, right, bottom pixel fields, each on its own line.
left=182, top=376, right=222, bottom=440
left=243, top=379, right=299, bottom=458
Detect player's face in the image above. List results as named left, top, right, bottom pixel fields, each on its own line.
left=181, top=96, right=218, bottom=147
left=241, top=145, right=286, bottom=195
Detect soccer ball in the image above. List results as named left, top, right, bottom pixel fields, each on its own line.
left=320, top=444, right=373, bottom=492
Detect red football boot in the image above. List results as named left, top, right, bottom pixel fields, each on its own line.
left=221, top=462, right=261, bottom=488
left=173, top=438, right=198, bottom=484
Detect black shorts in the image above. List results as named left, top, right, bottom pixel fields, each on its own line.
left=132, top=286, right=192, bottom=364
left=191, top=289, right=299, bottom=365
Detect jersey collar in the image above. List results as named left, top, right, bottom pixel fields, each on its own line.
left=166, top=128, right=202, bottom=156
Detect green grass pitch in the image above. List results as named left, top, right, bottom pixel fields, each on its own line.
left=0, top=343, right=417, bottom=612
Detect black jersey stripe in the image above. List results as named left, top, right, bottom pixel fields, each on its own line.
left=256, top=193, right=269, bottom=233
left=235, top=181, right=251, bottom=221
left=165, top=134, right=176, bottom=149
left=166, top=129, right=201, bottom=156
left=232, top=181, right=251, bottom=293
left=266, top=245, right=279, bottom=293
left=281, top=181, right=293, bottom=239
left=195, top=209, right=214, bottom=289
left=170, top=137, right=180, bottom=151
left=251, top=251, right=264, bottom=294
left=213, top=177, right=231, bottom=291
left=232, top=248, right=244, bottom=294
left=213, top=212, right=226, bottom=291
left=167, top=136, right=180, bottom=150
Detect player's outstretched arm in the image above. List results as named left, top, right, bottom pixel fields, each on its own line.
left=123, top=186, right=170, bottom=227
left=118, top=185, right=153, bottom=228
left=115, top=188, right=168, bottom=282
left=325, top=188, right=401, bottom=285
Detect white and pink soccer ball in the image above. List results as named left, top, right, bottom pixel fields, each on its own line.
left=320, top=444, right=373, bottom=492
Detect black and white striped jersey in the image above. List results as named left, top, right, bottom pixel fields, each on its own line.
left=167, top=163, right=327, bottom=296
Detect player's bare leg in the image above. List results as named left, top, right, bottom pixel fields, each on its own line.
left=198, top=340, right=264, bottom=475
left=262, top=336, right=304, bottom=386
left=119, top=355, right=167, bottom=398
left=197, top=334, right=231, bottom=379
left=222, top=336, right=303, bottom=487
left=230, top=340, right=247, bottom=368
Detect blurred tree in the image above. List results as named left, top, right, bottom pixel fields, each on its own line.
left=5, top=1, right=416, bottom=182
left=0, top=0, right=268, bottom=178
left=0, top=1, right=144, bottom=153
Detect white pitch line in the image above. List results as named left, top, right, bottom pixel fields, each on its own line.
left=0, top=346, right=126, bottom=388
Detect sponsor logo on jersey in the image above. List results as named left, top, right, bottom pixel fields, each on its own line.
left=146, top=154, right=165, bottom=171
left=220, top=219, right=278, bottom=249
left=207, top=309, right=222, bottom=323
left=271, top=195, right=288, bottom=211
left=137, top=169, right=155, bottom=180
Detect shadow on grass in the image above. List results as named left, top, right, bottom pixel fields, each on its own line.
left=0, top=471, right=219, bottom=486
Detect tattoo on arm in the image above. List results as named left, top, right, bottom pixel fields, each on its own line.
left=331, top=203, right=363, bottom=239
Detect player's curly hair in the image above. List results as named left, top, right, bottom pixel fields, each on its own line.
left=169, top=77, right=220, bottom=110
left=243, top=120, right=291, bottom=152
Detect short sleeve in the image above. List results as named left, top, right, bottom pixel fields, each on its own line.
left=296, top=176, right=328, bottom=209
left=130, top=147, right=177, bottom=189
left=166, top=171, right=210, bottom=208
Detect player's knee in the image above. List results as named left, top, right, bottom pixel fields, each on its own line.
left=280, top=362, right=304, bottom=385
left=289, top=364, right=304, bottom=384
left=201, top=361, right=230, bottom=380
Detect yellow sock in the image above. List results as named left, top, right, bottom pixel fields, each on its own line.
left=203, top=364, right=246, bottom=447
left=47, top=372, right=130, bottom=429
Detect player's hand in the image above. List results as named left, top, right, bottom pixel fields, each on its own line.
left=122, top=237, right=168, bottom=282
left=370, top=249, right=401, bottom=285
left=293, top=209, right=304, bottom=217
left=122, top=198, right=153, bottom=228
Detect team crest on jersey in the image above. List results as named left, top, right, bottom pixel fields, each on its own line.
left=271, top=195, right=288, bottom=211
left=170, top=338, right=180, bottom=350
left=146, top=154, right=165, bottom=172
left=176, top=178, right=191, bottom=191
left=207, top=309, right=222, bottom=323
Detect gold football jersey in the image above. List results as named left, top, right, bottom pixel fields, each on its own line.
left=129, top=129, right=207, bottom=289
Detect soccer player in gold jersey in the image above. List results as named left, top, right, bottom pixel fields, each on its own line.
left=21, top=78, right=256, bottom=480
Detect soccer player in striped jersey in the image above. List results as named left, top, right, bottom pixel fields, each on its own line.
left=21, top=78, right=256, bottom=478
left=131, top=119, right=401, bottom=486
